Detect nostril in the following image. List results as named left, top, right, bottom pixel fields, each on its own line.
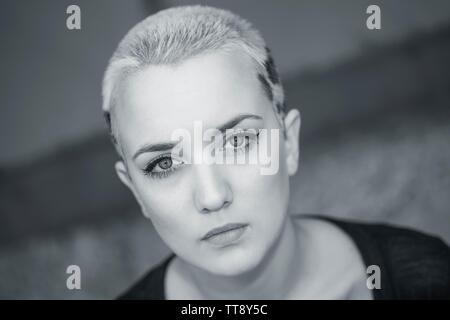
left=201, top=207, right=211, bottom=214
left=200, top=199, right=231, bottom=214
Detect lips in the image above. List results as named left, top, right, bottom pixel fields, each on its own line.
left=201, top=223, right=249, bottom=245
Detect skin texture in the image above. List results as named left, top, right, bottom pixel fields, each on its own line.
left=112, top=48, right=317, bottom=298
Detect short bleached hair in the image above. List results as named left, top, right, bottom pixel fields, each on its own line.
left=102, top=5, right=286, bottom=156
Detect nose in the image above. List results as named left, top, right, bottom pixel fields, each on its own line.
left=193, top=164, right=233, bottom=214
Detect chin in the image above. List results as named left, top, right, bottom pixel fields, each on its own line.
left=199, top=243, right=268, bottom=277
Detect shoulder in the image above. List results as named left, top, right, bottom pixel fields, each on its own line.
left=367, top=222, right=450, bottom=299
left=323, top=216, right=450, bottom=299
left=117, top=254, right=174, bottom=300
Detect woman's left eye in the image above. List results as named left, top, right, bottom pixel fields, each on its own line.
left=229, top=135, right=246, bottom=148
left=224, top=130, right=259, bottom=152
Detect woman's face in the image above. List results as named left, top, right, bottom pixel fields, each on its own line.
left=114, top=49, right=300, bottom=276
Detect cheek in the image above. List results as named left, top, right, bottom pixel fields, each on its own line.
left=228, top=149, right=290, bottom=221
left=132, top=176, right=193, bottom=239
left=231, top=138, right=290, bottom=242
left=233, top=132, right=290, bottom=203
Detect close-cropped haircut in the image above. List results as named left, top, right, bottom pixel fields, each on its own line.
left=102, top=5, right=287, bottom=157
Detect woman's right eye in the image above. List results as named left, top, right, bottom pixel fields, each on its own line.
left=143, top=155, right=184, bottom=179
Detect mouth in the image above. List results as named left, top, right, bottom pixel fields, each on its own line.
left=201, top=223, right=249, bottom=246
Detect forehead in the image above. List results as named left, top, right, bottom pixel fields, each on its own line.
left=115, top=49, right=270, bottom=157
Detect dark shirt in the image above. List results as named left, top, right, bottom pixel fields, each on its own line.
left=118, top=216, right=450, bottom=299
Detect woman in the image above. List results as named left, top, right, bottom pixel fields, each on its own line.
left=101, top=5, right=450, bottom=299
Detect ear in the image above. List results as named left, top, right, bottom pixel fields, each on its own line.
left=283, top=109, right=301, bottom=176
left=115, top=160, right=150, bottom=218
left=115, top=160, right=134, bottom=190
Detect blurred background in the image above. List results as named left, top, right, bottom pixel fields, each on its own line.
left=0, top=0, right=449, bottom=299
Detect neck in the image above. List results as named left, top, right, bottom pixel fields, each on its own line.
left=183, top=215, right=302, bottom=299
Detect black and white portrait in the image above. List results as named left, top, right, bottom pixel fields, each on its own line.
left=1, top=0, right=449, bottom=301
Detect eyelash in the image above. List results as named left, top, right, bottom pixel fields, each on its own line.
left=143, top=154, right=181, bottom=179
left=142, top=130, right=261, bottom=180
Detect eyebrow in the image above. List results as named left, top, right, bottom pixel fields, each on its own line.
left=217, top=113, right=262, bottom=134
left=132, top=113, right=263, bottom=160
left=132, top=142, right=179, bottom=160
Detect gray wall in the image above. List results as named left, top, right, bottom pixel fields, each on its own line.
left=0, top=0, right=155, bottom=166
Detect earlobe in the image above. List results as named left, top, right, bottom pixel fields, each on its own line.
left=283, top=109, right=301, bottom=176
